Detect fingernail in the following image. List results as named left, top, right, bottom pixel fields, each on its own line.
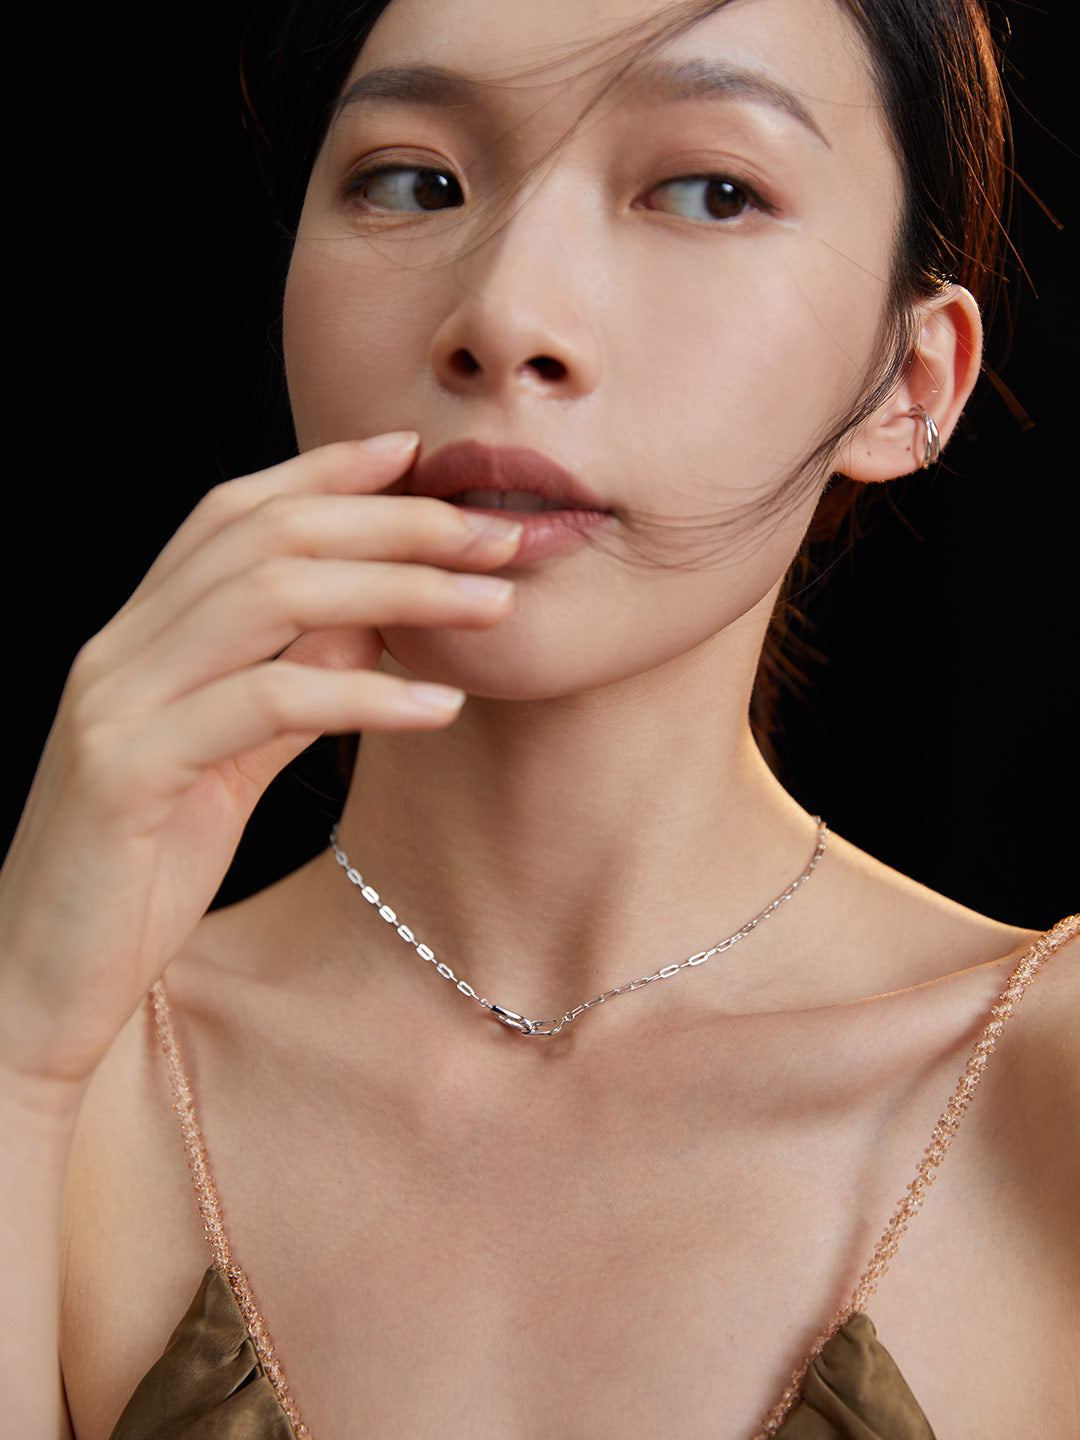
left=360, top=430, right=420, bottom=453
left=406, top=682, right=466, bottom=710
left=454, top=574, right=515, bottom=601
left=463, top=512, right=525, bottom=544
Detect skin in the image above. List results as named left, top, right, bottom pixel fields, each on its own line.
left=0, top=0, right=1075, bottom=1435
left=278, top=0, right=991, bottom=1020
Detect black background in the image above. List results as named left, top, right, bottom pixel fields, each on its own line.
left=5, top=4, right=1078, bottom=927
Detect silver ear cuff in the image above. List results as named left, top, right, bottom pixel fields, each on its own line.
left=910, top=404, right=941, bottom=469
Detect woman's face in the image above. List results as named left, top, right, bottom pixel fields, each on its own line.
left=284, top=0, right=902, bottom=701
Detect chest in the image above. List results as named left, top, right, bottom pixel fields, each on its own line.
left=194, top=1056, right=1054, bottom=1440
left=65, top=982, right=1072, bottom=1440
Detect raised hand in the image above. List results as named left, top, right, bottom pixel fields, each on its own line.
left=0, top=434, right=522, bottom=1090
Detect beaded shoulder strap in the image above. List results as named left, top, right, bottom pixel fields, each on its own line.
left=149, top=980, right=311, bottom=1440
left=754, top=913, right=1080, bottom=1437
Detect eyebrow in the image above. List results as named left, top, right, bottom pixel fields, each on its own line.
left=623, top=58, right=831, bottom=148
left=333, top=66, right=473, bottom=119
left=333, top=59, right=830, bottom=149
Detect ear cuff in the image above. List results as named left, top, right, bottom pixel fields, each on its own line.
left=910, top=404, right=941, bottom=470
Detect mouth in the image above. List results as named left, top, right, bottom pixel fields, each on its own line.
left=406, top=440, right=613, bottom=563
left=406, top=439, right=612, bottom=513
left=445, top=490, right=592, bottom=513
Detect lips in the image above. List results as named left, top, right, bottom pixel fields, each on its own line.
left=406, top=440, right=610, bottom=512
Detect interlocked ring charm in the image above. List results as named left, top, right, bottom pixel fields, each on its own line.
left=490, top=1004, right=535, bottom=1034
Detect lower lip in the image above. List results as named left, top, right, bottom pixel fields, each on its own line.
left=457, top=506, right=614, bottom=562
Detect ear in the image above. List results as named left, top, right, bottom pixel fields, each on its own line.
left=834, top=285, right=983, bottom=483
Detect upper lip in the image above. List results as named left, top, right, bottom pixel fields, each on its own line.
left=406, top=441, right=610, bottom=511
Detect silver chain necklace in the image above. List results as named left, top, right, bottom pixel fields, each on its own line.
left=329, top=818, right=827, bottom=1036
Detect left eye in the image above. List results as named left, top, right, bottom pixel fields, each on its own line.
left=644, top=176, right=756, bottom=222
left=345, top=166, right=464, bottom=212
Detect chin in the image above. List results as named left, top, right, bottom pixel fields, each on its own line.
left=379, top=602, right=757, bottom=704
left=379, top=624, right=607, bottom=701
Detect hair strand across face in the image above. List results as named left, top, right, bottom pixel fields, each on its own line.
left=241, top=0, right=1012, bottom=764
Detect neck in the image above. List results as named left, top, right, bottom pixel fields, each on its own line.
left=320, top=637, right=821, bottom=1038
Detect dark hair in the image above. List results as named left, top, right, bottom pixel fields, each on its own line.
left=240, top=0, right=1010, bottom=762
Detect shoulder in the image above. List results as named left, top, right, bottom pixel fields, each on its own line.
left=985, top=919, right=1080, bottom=1390
left=963, top=916, right=1080, bottom=1335
left=804, top=829, right=1065, bottom=999
left=996, top=917, right=1080, bottom=1142
left=61, top=991, right=209, bottom=1438
left=799, top=838, right=1080, bottom=1173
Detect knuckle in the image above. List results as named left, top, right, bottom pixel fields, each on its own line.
left=64, top=715, right=132, bottom=797
left=62, top=682, right=106, bottom=743
left=196, top=479, right=245, bottom=527
left=439, top=567, right=472, bottom=602
left=250, top=494, right=308, bottom=553
left=58, top=673, right=141, bottom=785
left=245, top=555, right=302, bottom=609
left=68, top=633, right=111, bottom=691
left=406, top=495, right=471, bottom=537
left=376, top=496, right=456, bottom=554
left=428, top=497, right=477, bottom=545
left=251, top=665, right=299, bottom=727
left=386, top=562, right=443, bottom=605
left=401, top=564, right=464, bottom=607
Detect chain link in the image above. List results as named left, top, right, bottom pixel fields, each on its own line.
left=329, top=818, right=827, bottom=1036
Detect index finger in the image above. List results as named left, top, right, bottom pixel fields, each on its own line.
left=126, top=434, right=420, bottom=607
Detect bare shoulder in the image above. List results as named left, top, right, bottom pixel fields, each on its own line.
left=842, top=833, right=1080, bottom=1156
left=60, top=984, right=209, bottom=1439
left=995, top=917, right=1080, bottom=1155
left=982, top=919, right=1080, bottom=1408
left=822, top=888, right=1080, bottom=1435
left=783, top=827, right=1063, bottom=1006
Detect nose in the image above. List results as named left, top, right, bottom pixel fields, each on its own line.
left=428, top=189, right=603, bottom=403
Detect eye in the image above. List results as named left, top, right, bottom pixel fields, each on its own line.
left=344, top=165, right=464, bottom=213
left=642, top=175, right=760, bottom=223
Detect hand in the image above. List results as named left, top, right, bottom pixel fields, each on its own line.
left=0, top=434, right=522, bottom=1090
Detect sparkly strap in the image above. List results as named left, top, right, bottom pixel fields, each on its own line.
left=754, top=913, right=1080, bottom=1437
left=149, top=980, right=310, bottom=1439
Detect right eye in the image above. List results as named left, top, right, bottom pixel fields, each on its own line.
left=343, top=166, right=464, bottom=213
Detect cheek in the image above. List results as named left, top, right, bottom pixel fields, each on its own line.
left=283, top=242, right=433, bottom=448
left=609, top=228, right=891, bottom=492
left=378, top=545, right=795, bottom=702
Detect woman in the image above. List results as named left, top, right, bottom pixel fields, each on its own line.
left=1, top=0, right=1076, bottom=1436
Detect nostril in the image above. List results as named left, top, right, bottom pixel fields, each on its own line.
left=444, top=348, right=568, bottom=382
left=449, top=348, right=481, bottom=376
left=528, top=355, right=567, bottom=380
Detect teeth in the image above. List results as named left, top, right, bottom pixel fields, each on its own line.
left=503, top=492, right=557, bottom=512
left=454, top=490, right=563, bottom=512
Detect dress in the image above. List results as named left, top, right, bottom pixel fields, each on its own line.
left=107, top=915, right=1080, bottom=1440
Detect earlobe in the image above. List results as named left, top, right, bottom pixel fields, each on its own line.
left=834, top=284, right=983, bottom=484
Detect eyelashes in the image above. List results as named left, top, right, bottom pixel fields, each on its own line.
left=340, top=162, right=774, bottom=226
left=342, top=165, right=464, bottom=213
left=639, top=175, right=768, bottom=222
